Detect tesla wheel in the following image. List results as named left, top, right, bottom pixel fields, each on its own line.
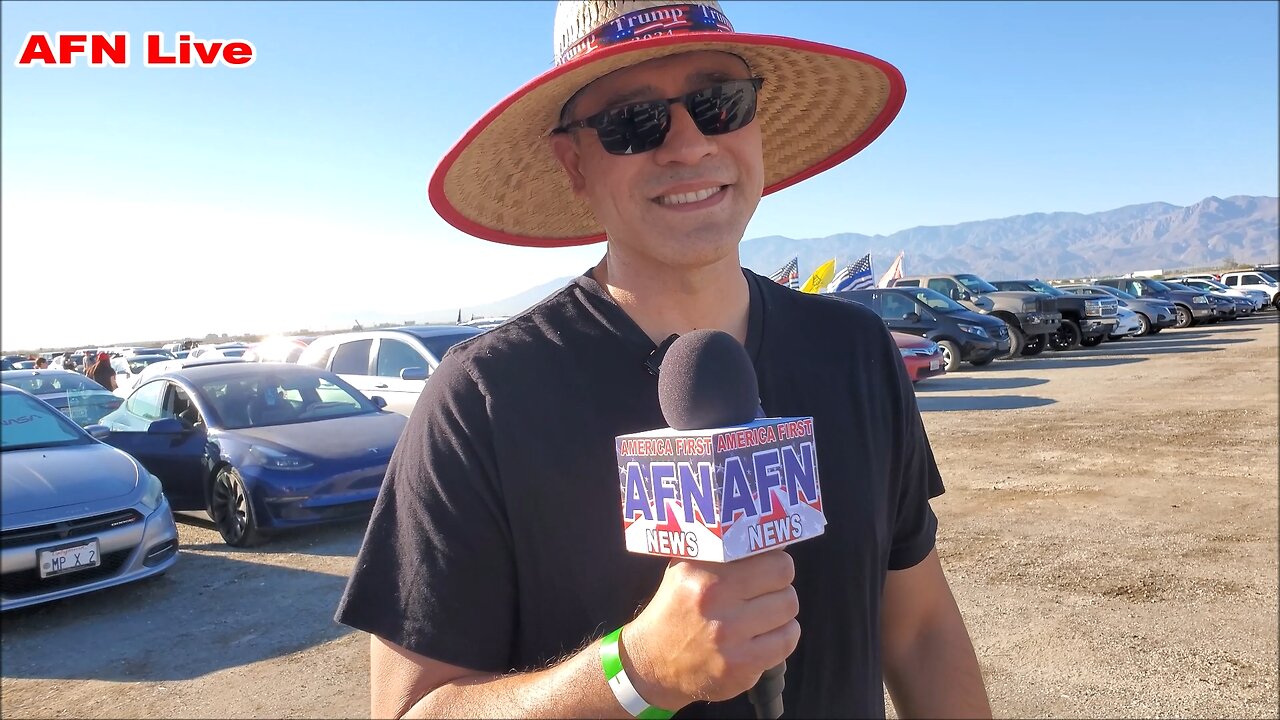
left=1021, top=334, right=1046, bottom=356
left=211, top=467, right=264, bottom=548
left=1174, top=305, right=1193, bottom=328
left=1049, top=320, right=1082, bottom=351
left=1080, top=335, right=1105, bottom=347
left=937, top=340, right=962, bottom=372
left=1133, top=313, right=1152, bottom=337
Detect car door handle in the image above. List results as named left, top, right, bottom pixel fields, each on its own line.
left=373, top=383, right=389, bottom=389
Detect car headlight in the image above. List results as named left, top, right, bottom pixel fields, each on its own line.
left=249, top=445, right=314, bottom=470
left=1192, top=296, right=1208, bottom=304
left=140, top=472, right=165, bottom=510
left=958, top=323, right=989, bottom=338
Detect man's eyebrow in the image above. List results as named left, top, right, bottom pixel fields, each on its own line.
left=599, top=84, right=660, bottom=109
left=596, top=70, right=740, bottom=109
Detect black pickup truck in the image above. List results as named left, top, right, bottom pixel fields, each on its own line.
left=991, top=279, right=1119, bottom=349
left=890, top=273, right=1062, bottom=358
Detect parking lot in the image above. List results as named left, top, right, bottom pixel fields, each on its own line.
left=2, top=315, right=1276, bottom=719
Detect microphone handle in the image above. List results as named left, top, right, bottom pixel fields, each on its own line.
left=746, top=661, right=786, bottom=719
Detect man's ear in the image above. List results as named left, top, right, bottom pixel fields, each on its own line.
left=549, top=133, right=587, bottom=195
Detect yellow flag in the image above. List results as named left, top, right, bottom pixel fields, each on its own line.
left=799, top=258, right=836, bottom=294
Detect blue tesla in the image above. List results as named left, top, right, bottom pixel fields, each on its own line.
left=99, top=363, right=407, bottom=547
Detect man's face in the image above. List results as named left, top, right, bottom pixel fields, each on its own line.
left=550, top=51, right=764, bottom=270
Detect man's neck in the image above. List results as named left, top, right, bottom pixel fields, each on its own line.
left=593, top=251, right=750, bottom=345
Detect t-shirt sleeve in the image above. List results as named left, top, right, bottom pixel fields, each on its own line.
left=334, top=354, right=516, bottom=672
left=886, top=337, right=945, bottom=571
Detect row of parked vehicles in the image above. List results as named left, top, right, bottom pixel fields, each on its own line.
left=831, top=267, right=1278, bottom=371
left=2, top=266, right=1274, bottom=611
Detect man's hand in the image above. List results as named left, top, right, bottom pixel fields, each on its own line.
left=622, top=549, right=801, bottom=710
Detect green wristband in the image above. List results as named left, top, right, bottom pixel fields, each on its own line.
left=600, top=626, right=675, bottom=719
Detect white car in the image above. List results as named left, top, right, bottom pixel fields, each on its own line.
left=1219, top=271, right=1279, bottom=309
left=1168, top=277, right=1270, bottom=310
left=110, top=355, right=174, bottom=397
left=1107, top=306, right=1144, bottom=339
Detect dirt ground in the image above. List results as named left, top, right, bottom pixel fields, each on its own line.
left=2, top=315, right=1277, bottom=719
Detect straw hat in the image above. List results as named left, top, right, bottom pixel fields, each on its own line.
left=428, top=0, right=906, bottom=248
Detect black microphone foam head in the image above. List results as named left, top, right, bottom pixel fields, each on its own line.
left=657, top=329, right=760, bottom=430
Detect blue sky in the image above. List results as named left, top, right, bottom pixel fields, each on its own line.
left=2, top=1, right=1277, bottom=349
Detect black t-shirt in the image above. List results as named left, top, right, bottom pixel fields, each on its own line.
left=336, top=268, right=944, bottom=718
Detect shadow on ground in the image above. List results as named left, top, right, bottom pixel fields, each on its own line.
left=915, top=376, right=1050, bottom=392
left=1, top=550, right=353, bottom=682
left=175, top=512, right=368, bottom=558
left=917, top=395, right=1056, bottom=412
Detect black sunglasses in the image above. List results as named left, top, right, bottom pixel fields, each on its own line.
left=552, top=77, right=765, bottom=156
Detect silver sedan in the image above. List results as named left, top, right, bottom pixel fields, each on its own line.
left=1, top=385, right=179, bottom=612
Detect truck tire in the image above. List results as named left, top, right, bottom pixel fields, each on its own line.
left=1001, top=320, right=1024, bottom=360
left=1080, top=334, right=1105, bottom=347
left=937, top=340, right=962, bottom=372
left=1021, top=334, right=1046, bottom=356
left=1049, top=319, right=1082, bottom=351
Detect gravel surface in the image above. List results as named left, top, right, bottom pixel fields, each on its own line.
left=3, top=315, right=1277, bottom=719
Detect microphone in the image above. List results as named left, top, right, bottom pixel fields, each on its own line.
left=616, top=329, right=827, bottom=719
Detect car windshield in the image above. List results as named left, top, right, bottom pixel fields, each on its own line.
left=908, top=288, right=966, bottom=312
left=955, top=274, right=998, bottom=293
left=125, top=356, right=171, bottom=374
left=1023, top=280, right=1065, bottom=296
left=1, top=392, right=91, bottom=451
left=1095, top=286, right=1137, bottom=300
left=218, top=348, right=248, bottom=358
left=1196, top=279, right=1230, bottom=290
left=1160, top=281, right=1198, bottom=293
left=0, top=372, right=103, bottom=395
left=201, top=372, right=377, bottom=430
left=411, top=330, right=483, bottom=361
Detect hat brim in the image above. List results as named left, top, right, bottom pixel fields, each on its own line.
left=429, top=32, right=905, bottom=248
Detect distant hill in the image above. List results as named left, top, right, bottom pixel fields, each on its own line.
left=741, top=195, right=1278, bottom=281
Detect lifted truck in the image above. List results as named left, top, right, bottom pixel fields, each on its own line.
left=890, top=273, right=1063, bottom=358
left=991, top=279, right=1119, bottom=350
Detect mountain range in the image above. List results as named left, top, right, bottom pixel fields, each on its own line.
left=414, top=194, right=1278, bottom=322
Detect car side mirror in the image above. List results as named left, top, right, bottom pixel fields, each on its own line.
left=370, top=395, right=388, bottom=410
left=399, top=367, right=428, bottom=381
left=85, top=424, right=111, bottom=440
left=147, top=417, right=186, bottom=434
left=903, top=312, right=921, bottom=323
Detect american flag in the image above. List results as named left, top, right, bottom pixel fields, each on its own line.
left=825, top=254, right=875, bottom=293
left=768, top=256, right=800, bottom=290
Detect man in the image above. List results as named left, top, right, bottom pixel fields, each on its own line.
left=337, top=2, right=990, bottom=718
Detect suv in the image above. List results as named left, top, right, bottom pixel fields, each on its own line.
left=1165, top=276, right=1270, bottom=311
left=1094, top=277, right=1213, bottom=328
left=1218, top=270, right=1280, bottom=310
left=991, top=279, right=1119, bottom=350
left=296, top=326, right=484, bottom=416
left=890, top=273, right=1062, bottom=357
left=831, top=287, right=1011, bottom=371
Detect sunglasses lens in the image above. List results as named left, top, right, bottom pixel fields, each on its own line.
left=688, top=80, right=758, bottom=136
left=594, top=101, right=670, bottom=155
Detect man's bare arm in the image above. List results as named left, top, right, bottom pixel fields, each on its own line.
left=881, top=548, right=991, bottom=719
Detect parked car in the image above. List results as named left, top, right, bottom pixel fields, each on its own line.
left=1158, top=280, right=1239, bottom=320
left=110, top=354, right=175, bottom=396
left=1056, top=284, right=1177, bottom=336
left=99, top=363, right=407, bottom=547
left=297, top=326, right=485, bottom=417
left=889, top=273, right=1061, bottom=357
left=990, top=278, right=1119, bottom=350
left=1, top=369, right=123, bottom=426
left=244, top=336, right=317, bottom=363
left=1165, top=276, right=1270, bottom=311
left=188, top=342, right=250, bottom=360
left=891, top=332, right=946, bottom=383
left=1218, top=270, right=1280, bottom=310
left=831, top=287, right=1011, bottom=371
left=121, top=348, right=175, bottom=359
left=1107, top=306, right=1144, bottom=340
left=1094, top=277, right=1213, bottom=328
left=1, top=384, right=178, bottom=611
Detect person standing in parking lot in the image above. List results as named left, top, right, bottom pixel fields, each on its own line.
left=86, top=352, right=116, bottom=391
left=335, top=2, right=989, bottom=719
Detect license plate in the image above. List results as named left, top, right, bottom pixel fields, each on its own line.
left=930, top=359, right=942, bottom=371
left=38, top=539, right=101, bottom=578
